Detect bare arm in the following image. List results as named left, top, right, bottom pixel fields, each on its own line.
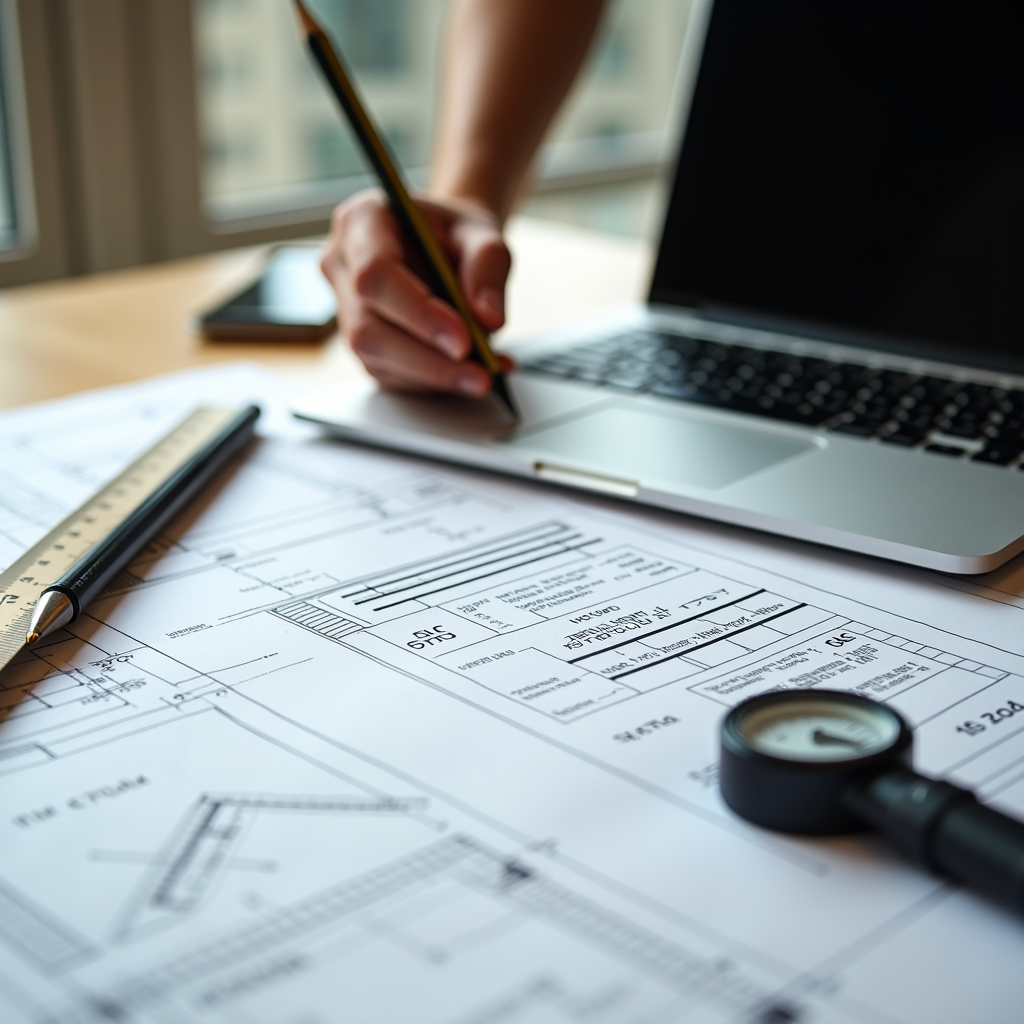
left=432, top=0, right=606, bottom=219
left=321, top=0, right=606, bottom=396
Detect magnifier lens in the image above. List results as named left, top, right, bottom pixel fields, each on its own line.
left=738, top=699, right=902, bottom=762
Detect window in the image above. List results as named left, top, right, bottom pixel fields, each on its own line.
left=194, top=0, right=448, bottom=223
left=0, top=0, right=692, bottom=288
left=194, top=0, right=692, bottom=238
left=0, top=0, right=35, bottom=259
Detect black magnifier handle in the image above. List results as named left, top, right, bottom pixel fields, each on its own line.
left=845, top=768, right=1024, bottom=916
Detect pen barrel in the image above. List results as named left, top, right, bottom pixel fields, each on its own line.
left=53, top=406, right=260, bottom=617
left=845, top=768, right=1024, bottom=916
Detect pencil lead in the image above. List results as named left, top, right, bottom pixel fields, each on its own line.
left=292, top=0, right=318, bottom=37
left=491, top=374, right=520, bottom=421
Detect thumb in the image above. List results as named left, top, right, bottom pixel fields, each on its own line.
left=451, top=219, right=512, bottom=331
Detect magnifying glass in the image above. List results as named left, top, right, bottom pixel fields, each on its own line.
left=719, top=689, right=1024, bottom=917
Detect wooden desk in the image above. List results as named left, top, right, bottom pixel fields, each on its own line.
left=0, top=218, right=652, bottom=411
left=4, top=219, right=1021, bottom=596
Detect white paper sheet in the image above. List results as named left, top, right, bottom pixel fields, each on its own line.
left=1, top=364, right=1022, bottom=1024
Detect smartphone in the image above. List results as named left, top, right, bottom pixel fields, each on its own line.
left=198, top=245, right=337, bottom=341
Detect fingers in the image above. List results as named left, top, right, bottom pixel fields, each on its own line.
left=358, top=261, right=471, bottom=361
left=326, top=193, right=471, bottom=361
left=338, top=272, right=492, bottom=397
left=447, top=211, right=512, bottom=331
left=321, top=189, right=512, bottom=395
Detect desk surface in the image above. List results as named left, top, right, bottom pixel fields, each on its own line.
left=3, top=217, right=1022, bottom=596
left=0, top=218, right=651, bottom=412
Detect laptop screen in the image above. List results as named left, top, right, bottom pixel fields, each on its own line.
left=650, top=0, right=1023, bottom=372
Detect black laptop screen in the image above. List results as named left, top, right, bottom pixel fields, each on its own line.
left=650, top=0, right=1023, bottom=371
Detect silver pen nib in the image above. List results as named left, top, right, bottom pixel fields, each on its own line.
left=25, top=591, right=74, bottom=645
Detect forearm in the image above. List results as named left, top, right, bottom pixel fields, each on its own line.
left=430, top=0, right=606, bottom=222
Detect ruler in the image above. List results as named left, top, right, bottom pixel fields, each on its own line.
left=0, top=407, right=245, bottom=674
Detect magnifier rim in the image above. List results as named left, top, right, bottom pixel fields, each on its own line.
left=722, top=689, right=912, bottom=770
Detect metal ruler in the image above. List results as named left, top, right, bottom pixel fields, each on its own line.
left=0, top=407, right=242, bottom=674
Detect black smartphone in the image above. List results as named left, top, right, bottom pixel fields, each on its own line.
left=198, top=245, right=337, bottom=341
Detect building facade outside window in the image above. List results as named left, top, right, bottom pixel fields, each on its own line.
left=0, top=0, right=691, bottom=288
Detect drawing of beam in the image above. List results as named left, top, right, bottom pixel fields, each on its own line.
left=0, top=877, right=96, bottom=973
left=116, top=793, right=424, bottom=941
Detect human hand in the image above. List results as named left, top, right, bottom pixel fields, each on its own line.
left=321, top=189, right=514, bottom=396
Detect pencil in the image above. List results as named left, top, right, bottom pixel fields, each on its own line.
left=293, top=0, right=518, bottom=419
left=25, top=405, right=261, bottom=645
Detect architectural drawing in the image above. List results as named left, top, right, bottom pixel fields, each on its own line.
left=1, top=368, right=1022, bottom=1024
left=115, top=792, right=426, bottom=940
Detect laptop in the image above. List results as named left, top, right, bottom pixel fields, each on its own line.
left=294, top=0, right=1024, bottom=575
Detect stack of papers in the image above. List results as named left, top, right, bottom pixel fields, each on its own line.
left=1, top=364, right=1021, bottom=1023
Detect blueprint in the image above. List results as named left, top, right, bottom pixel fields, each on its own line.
left=1, top=364, right=1023, bottom=1024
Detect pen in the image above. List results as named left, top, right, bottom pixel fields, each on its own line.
left=293, top=0, right=519, bottom=420
left=25, top=404, right=261, bottom=645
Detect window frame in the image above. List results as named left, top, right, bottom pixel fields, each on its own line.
left=0, top=0, right=69, bottom=286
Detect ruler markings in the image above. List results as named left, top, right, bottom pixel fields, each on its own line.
left=0, top=408, right=241, bottom=673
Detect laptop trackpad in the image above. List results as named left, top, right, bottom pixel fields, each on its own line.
left=508, top=404, right=817, bottom=490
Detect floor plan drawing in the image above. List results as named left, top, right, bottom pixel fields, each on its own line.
left=3, top=700, right=808, bottom=1024
left=1, top=367, right=1023, bottom=1023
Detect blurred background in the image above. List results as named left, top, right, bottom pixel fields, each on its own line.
left=0, top=0, right=691, bottom=288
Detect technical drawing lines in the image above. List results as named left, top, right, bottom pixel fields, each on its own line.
left=336, top=520, right=599, bottom=614
left=116, top=792, right=426, bottom=941
left=271, top=600, right=364, bottom=643
left=457, top=853, right=769, bottom=1015
left=91, top=836, right=478, bottom=1020
left=0, top=741, right=55, bottom=776
left=450, top=977, right=593, bottom=1024
left=0, top=877, right=97, bottom=974
left=82, top=836, right=774, bottom=1023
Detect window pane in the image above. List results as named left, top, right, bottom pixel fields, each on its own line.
left=543, top=0, right=691, bottom=176
left=0, top=95, right=15, bottom=248
left=194, top=0, right=691, bottom=234
left=0, top=1, right=26, bottom=252
left=194, top=0, right=447, bottom=222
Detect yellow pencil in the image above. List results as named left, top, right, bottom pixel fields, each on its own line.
left=293, top=0, right=518, bottom=418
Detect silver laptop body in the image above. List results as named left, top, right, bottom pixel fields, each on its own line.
left=295, top=0, right=1024, bottom=574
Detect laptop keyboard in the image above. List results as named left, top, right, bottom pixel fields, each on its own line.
left=520, top=330, right=1024, bottom=469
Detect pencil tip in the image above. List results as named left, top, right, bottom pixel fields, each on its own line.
left=491, top=375, right=520, bottom=421
left=25, top=632, right=39, bottom=645
left=292, top=0, right=318, bottom=35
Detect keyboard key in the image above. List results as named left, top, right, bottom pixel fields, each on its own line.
left=880, top=430, right=926, bottom=447
left=971, top=447, right=1022, bottom=466
left=942, top=417, right=986, bottom=439
left=832, top=419, right=888, bottom=437
left=650, top=381, right=698, bottom=400
left=925, top=444, right=968, bottom=458
left=603, top=372, right=653, bottom=392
